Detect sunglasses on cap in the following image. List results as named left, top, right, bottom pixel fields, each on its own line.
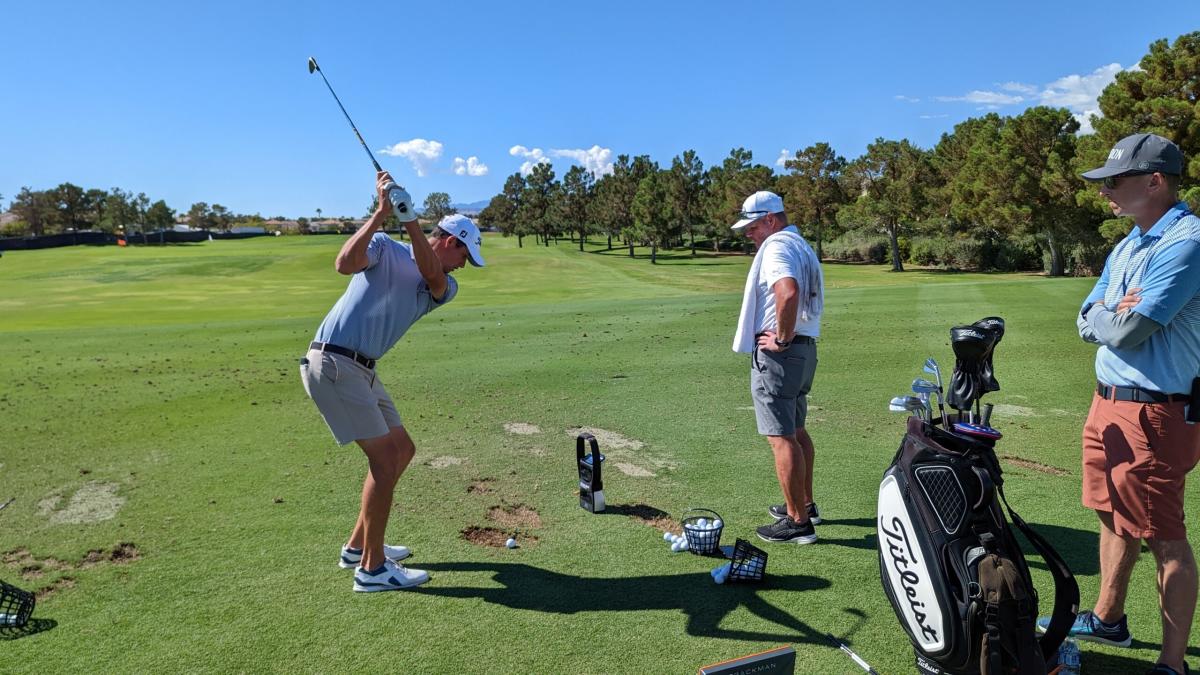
left=1102, top=171, right=1152, bottom=190
left=739, top=210, right=770, bottom=221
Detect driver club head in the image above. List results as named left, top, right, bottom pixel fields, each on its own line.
left=307, top=57, right=318, bottom=74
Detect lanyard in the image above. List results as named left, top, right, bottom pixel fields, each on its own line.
left=1117, top=207, right=1193, bottom=296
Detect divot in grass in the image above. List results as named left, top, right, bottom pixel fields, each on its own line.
left=467, top=478, right=495, bottom=494
left=503, top=422, right=541, bottom=435
left=615, top=462, right=655, bottom=477
left=39, top=481, right=125, bottom=524
left=1001, top=455, right=1069, bottom=476
left=992, top=404, right=1036, bottom=417
left=427, top=456, right=465, bottom=469
left=565, top=427, right=644, bottom=450
left=462, top=526, right=536, bottom=548
left=485, top=504, right=542, bottom=528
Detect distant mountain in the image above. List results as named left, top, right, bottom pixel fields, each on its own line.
left=414, top=199, right=490, bottom=217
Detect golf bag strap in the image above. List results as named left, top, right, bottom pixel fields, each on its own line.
left=986, top=603, right=1003, bottom=674
left=999, top=486, right=1080, bottom=664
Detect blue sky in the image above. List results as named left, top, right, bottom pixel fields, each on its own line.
left=2, top=1, right=1197, bottom=219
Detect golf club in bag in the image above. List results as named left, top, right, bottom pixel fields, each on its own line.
left=307, top=57, right=414, bottom=221
left=877, top=319, right=1078, bottom=675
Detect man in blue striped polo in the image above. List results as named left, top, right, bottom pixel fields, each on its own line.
left=301, top=171, right=484, bottom=592
left=1042, top=133, right=1199, bottom=675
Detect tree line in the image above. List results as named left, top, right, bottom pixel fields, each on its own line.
left=476, top=33, right=1200, bottom=276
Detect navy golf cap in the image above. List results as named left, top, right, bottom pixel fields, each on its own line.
left=1081, top=132, right=1183, bottom=180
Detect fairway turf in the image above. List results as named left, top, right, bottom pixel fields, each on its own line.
left=1, top=235, right=1197, bottom=673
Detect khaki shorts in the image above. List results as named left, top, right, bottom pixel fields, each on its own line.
left=1082, top=393, right=1200, bottom=540
left=750, top=339, right=818, bottom=436
left=300, top=349, right=402, bottom=445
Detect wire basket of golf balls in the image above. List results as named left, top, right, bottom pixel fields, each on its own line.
left=681, top=508, right=724, bottom=555
left=0, top=580, right=34, bottom=630
left=727, top=539, right=768, bottom=583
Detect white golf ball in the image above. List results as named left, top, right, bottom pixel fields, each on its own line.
left=713, top=519, right=723, bottom=529
left=671, top=541, right=683, bottom=552
left=697, top=518, right=708, bottom=527
left=663, top=531, right=673, bottom=542
left=505, top=537, right=517, bottom=549
left=714, top=573, right=727, bottom=584
left=679, top=539, right=689, bottom=550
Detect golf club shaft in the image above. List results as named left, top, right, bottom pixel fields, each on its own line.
left=0, top=497, right=13, bottom=512
left=826, top=634, right=878, bottom=674
left=308, top=58, right=383, bottom=172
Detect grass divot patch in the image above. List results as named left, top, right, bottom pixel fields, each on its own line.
left=604, top=503, right=678, bottom=532
left=426, top=456, right=465, bottom=469
left=467, top=478, right=495, bottom=494
left=503, top=422, right=541, bottom=435
left=485, top=504, right=542, bottom=529
left=461, top=526, right=536, bottom=548
left=565, top=427, right=644, bottom=450
left=614, top=462, right=655, bottom=477
left=1000, top=455, right=1069, bottom=476
left=37, top=481, right=125, bottom=524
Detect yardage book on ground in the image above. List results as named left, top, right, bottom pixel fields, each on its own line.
left=698, top=645, right=795, bottom=675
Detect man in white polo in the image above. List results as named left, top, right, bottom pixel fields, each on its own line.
left=731, top=191, right=825, bottom=544
left=301, top=170, right=484, bottom=592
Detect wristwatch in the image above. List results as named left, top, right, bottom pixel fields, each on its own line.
left=774, top=335, right=792, bottom=348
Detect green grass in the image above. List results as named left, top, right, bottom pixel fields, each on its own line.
left=0, top=235, right=1196, bottom=673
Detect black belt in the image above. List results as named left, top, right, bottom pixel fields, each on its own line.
left=1097, top=381, right=1186, bottom=404
left=310, top=341, right=376, bottom=369
left=754, top=333, right=816, bottom=346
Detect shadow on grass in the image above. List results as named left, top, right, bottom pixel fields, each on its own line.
left=418, top=561, right=834, bottom=644
left=814, top=517, right=878, bottom=551
left=1085, top=646, right=1200, bottom=673
left=0, top=618, right=57, bottom=640
left=1018, top=522, right=1099, bottom=577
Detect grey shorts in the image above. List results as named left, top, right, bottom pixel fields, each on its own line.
left=300, top=349, right=402, bottom=445
left=750, top=339, right=818, bottom=436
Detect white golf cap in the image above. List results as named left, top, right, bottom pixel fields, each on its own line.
left=731, top=191, right=784, bottom=230
left=437, top=214, right=485, bottom=267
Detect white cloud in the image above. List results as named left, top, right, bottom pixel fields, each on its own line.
left=936, top=90, right=1025, bottom=105
left=452, top=156, right=489, bottom=176
left=999, top=81, right=1038, bottom=95
left=551, top=145, right=614, bottom=177
left=775, top=149, right=791, bottom=167
left=931, top=63, right=1130, bottom=135
left=510, top=145, right=550, bottom=175
left=1039, top=63, right=1123, bottom=111
left=894, top=95, right=921, bottom=103
left=919, top=114, right=949, bottom=119
left=378, top=138, right=443, bottom=177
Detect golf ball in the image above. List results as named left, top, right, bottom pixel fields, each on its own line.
left=505, top=538, right=517, bottom=549
left=663, top=531, right=673, bottom=542
left=671, top=541, right=683, bottom=552
left=714, top=573, right=727, bottom=585
left=713, top=519, right=723, bottom=529
left=697, top=518, right=708, bottom=527
left=679, top=539, right=689, bottom=550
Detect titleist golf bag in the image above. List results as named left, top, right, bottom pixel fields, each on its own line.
left=878, top=330, right=1078, bottom=673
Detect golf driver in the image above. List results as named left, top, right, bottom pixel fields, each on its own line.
left=307, top=56, right=414, bottom=220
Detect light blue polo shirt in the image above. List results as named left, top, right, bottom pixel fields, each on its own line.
left=1083, top=202, right=1200, bottom=393
left=314, top=233, right=458, bottom=359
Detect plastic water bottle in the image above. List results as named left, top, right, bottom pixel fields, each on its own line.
left=1054, top=639, right=1080, bottom=675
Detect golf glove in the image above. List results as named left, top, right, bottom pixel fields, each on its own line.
left=384, top=183, right=417, bottom=223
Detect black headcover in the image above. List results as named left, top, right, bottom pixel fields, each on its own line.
left=947, top=319, right=1002, bottom=411
left=973, top=316, right=1004, bottom=393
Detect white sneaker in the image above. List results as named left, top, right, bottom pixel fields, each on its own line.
left=339, top=544, right=411, bottom=569
left=353, top=559, right=429, bottom=592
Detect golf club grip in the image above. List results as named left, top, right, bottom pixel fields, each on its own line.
left=387, top=186, right=411, bottom=218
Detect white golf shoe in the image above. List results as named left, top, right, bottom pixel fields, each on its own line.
left=339, top=544, right=411, bottom=569
left=353, top=559, right=430, bottom=592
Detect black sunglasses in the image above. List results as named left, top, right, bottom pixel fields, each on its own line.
left=1102, top=171, right=1152, bottom=190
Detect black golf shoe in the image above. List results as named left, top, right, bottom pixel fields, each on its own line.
left=756, top=517, right=817, bottom=544
left=768, top=502, right=821, bottom=524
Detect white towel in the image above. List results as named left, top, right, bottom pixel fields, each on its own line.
left=731, top=228, right=823, bottom=353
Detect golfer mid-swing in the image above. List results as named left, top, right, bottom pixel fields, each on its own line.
left=301, top=171, right=484, bottom=591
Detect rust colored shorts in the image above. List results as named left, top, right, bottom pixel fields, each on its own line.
left=1082, top=393, right=1200, bottom=540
